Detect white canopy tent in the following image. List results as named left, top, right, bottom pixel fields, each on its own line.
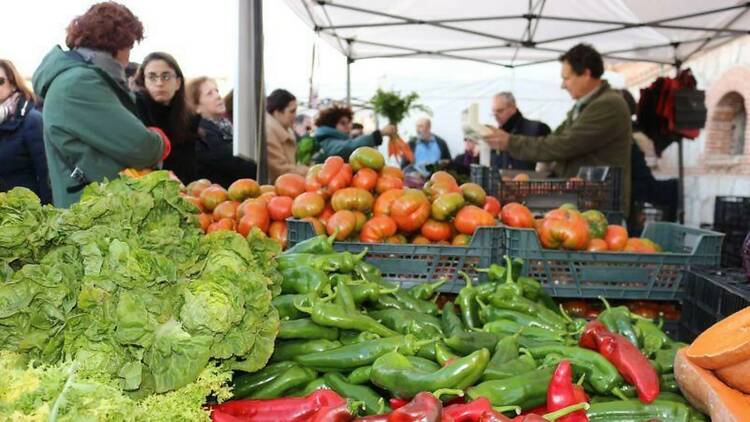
left=282, top=0, right=750, bottom=222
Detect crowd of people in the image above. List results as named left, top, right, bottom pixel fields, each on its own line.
left=0, top=1, right=675, bottom=222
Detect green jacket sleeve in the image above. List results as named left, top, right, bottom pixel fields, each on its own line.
left=320, top=131, right=381, bottom=160
left=507, top=96, right=630, bottom=162
left=49, top=70, right=163, bottom=168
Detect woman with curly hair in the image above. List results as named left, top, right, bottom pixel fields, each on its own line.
left=312, top=104, right=396, bottom=163
left=32, top=2, right=170, bottom=207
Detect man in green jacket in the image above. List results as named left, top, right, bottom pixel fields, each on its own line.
left=484, top=44, right=632, bottom=213
left=31, top=2, right=167, bottom=208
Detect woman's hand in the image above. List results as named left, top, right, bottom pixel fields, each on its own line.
left=381, top=124, right=398, bottom=137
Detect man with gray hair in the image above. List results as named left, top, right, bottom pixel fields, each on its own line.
left=491, top=92, right=550, bottom=170
left=406, top=117, right=452, bottom=169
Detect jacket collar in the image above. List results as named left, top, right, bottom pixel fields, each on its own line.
left=314, top=125, right=348, bottom=140
left=266, top=113, right=295, bottom=143
left=502, top=110, right=524, bottom=132
left=0, top=98, right=32, bottom=132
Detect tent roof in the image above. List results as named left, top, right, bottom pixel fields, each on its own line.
left=284, top=0, right=750, bottom=67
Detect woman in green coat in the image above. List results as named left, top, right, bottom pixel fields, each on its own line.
left=32, top=2, right=168, bottom=207
left=312, top=105, right=396, bottom=164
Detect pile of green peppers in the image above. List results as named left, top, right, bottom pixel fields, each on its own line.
left=231, top=238, right=705, bottom=421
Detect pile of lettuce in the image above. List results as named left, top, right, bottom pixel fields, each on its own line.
left=0, top=172, right=280, bottom=416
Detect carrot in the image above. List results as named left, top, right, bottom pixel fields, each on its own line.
left=716, top=359, right=750, bottom=394
left=674, top=348, right=750, bottom=421
left=686, top=307, right=750, bottom=369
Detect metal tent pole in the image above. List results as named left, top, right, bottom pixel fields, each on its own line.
left=346, top=57, right=352, bottom=106
left=675, top=58, right=685, bottom=224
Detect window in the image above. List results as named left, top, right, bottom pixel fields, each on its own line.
left=731, top=101, right=746, bottom=155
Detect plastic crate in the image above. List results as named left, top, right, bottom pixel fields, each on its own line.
left=719, top=229, right=748, bottom=268
left=287, top=219, right=503, bottom=293
left=714, top=196, right=750, bottom=231
left=503, top=222, right=724, bottom=300
left=679, top=268, right=750, bottom=342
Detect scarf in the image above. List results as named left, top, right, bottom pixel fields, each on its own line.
left=207, top=117, right=234, bottom=142
left=0, top=92, right=20, bottom=124
left=75, top=47, right=128, bottom=91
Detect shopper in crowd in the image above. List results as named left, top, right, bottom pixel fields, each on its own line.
left=450, top=137, right=481, bottom=176
left=32, top=2, right=169, bottom=207
left=490, top=92, right=550, bottom=170
left=406, top=117, right=451, bottom=168
left=266, top=89, right=308, bottom=183
left=293, top=114, right=313, bottom=140
left=312, top=104, right=396, bottom=163
left=134, top=52, right=199, bottom=184
left=224, top=90, right=234, bottom=122
left=188, top=77, right=257, bottom=187
left=484, top=43, right=632, bottom=213
left=125, top=61, right=139, bottom=92
left=0, top=59, right=51, bottom=204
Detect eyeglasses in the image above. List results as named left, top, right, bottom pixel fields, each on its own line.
left=0, top=77, right=5, bottom=86
left=146, top=73, right=178, bottom=83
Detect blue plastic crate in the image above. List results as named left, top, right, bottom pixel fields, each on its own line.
left=503, top=222, right=724, bottom=300
left=287, top=219, right=503, bottom=293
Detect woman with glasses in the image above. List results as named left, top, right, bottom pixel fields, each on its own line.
left=312, top=104, right=396, bottom=164
left=32, top=2, right=170, bottom=207
left=134, top=52, right=199, bottom=184
left=187, top=77, right=257, bottom=188
left=0, top=59, right=51, bottom=203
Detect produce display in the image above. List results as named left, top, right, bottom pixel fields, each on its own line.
left=212, top=237, right=707, bottom=421
left=179, top=149, right=498, bottom=248
left=0, top=172, right=281, bottom=419
left=501, top=202, right=662, bottom=253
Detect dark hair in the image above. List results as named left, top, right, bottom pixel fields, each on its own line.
left=266, top=89, right=296, bottom=114
left=125, top=62, right=139, bottom=78
left=315, top=105, right=354, bottom=128
left=559, top=43, right=604, bottom=78
left=351, top=123, right=364, bottom=130
left=65, top=2, right=144, bottom=56
left=619, top=89, right=637, bottom=116
left=224, top=90, right=233, bottom=123
left=135, top=52, right=191, bottom=145
left=0, top=59, right=35, bottom=102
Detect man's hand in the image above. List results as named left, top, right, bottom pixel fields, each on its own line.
left=381, top=124, right=398, bottom=137
left=483, top=127, right=510, bottom=150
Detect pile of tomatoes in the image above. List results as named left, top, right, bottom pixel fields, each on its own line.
left=181, top=147, right=500, bottom=248
left=562, top=299, right=681, bottom=320
left=499, top=202, right=663, bottom=253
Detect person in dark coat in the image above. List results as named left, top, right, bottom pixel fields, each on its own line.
left=450, top=137, right=480, bottom=176
left=0, top=59, right=51, bottom=203
left=188, top=77, right=257, bottom=188
left=134, top=52, right=199, bottom=184
left=490, top=92, right=550, bottom=170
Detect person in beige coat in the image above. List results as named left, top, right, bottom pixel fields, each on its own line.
left=266, top=89, right=308, bottom=183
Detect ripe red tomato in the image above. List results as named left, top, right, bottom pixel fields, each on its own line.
left=454, top=205, right=496, bottom=235
left=267, top=196, right=294, bottom=222
left=537, top=208, right=590, bottom=250
left=604, top=225, right=628, bottom=251
left=501, top=202, right=534, bottom=228
left=269, top=221, right=288, bottom=249
left=208, top=217, right=235, bottom=233
left=275, top=173, right=306, bottom=198
left=352, top=168, right=379, bottom=191
left=390, top=189, right=430, bottom=233
left=483, top=196, right=501, bottom=218
left=213, top=200, right=241, bottom=222
left=421, top=219, right=453, bottom=242
left=359, top=216, right=398, bottom=243
left=326, top=210, right=357, bottom=241
left=292, top=192, right=326, bottom=218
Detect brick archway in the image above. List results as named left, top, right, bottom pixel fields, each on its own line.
left=703, top=67, right=750, bottom=173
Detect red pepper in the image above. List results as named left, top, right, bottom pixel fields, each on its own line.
left=355, top=416, right=389, bottom=422
left=477, top=410, right=512, bottom=421
left=310, top=402, right=355, bottom=422
left=388, top=392, right=443, bottom=422
left=546, top=360, right=588, bottom=422
left=390, top=398, right=409, bottom=410
left=573, top=385, right=588, bottom=404
left=442, top=397, right=494, bottom=422
left=579, top=321, right=660, bottom=404
left=520, top=406, right=547, bottom=416
left=210, top=389, right=346, bottom=421
left=211, top=409, right=245, bottom=422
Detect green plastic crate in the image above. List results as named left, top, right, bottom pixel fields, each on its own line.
left=504, top=222, right=724, bottom=300
left=287, top=219, right=503, bottom=293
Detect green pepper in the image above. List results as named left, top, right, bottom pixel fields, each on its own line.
left=466, top=366, right=555, bottom=409
left=476, top=264, right=508, bottom=283
left=656, top=392, right=690, bottom=404
left=368, top=309, right=443, bottom=339
left=278, top=318, right=340, bottom=341
left=408, top=279, right=447, bottom=301
left=277, top=250, right=367, bottom=273
left=434, top=341, right=461, bottom=366
left=597, top=297, right=639, bottom=347
left=295, top=135, right=316, bottom=166
left=280, top=266, right=331, bottom=295
left=441, top=302, right=465, bottom=338
left=527, top=345, right=624, bottom=394
left=346, top=366, right=372, bottom=385
left=487, top=288, right=568, bottom=330
left=456, top=272, right=482, bottom=329
left=444, top=331, right=500, bottom=355
left=407, top=356, right=441, bottom=372
left=232, top=361, right=297, bottom=398
left=636, top=319, right=671, bottom=357
left=487, top=335, right=520, bottom=369
left=324, top=372, right=389, bottom=415
left=295, top=335, right=427, bottom=370
left=283, top=232, right=335, bottom=255
left=371, top=348, right=490, bottom=398
left=375, top=294, right=409, bottom=311
left=295, top=298, right=399, bottom=338
left=249, top=366, right=318, bottom=399
left=390, top=289, right=439, bottom=315
left=354, top=261, right=397, bottom=288
left=288, top=377, right=331, bottom=397
left=271, top=339, right=342, bottom=362
left=350, top=280, right=398, bottom=305
left=517, top=276, right=557, bottom=310
left=339, top=330, right=381, bottom=345
left=334, top=280, right=357, bottom=312
left=416, top=340, right=439, bottom=361
left=272, top=294, right=309, bottom=320
left=478, top=305, right=564, bottom=332
left=653, top=342, right=687, bottom=374
left=482, top=320, right=568, bottom=344
left=587, top=399, right=707, bottom=422
left=481, top=335, right=538, bottom=381
left=661, top=373, right=679, bottom=393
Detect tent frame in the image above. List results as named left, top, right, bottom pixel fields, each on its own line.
left=298, top=0, right=750, bottom=223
